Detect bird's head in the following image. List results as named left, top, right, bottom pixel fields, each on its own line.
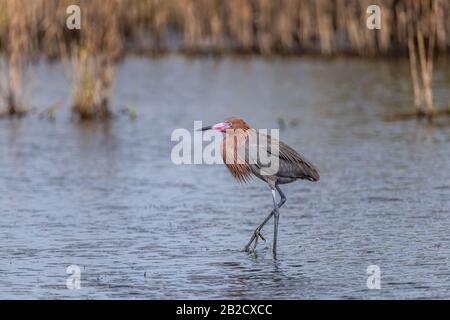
left=199, top=117, right=250, bottom=132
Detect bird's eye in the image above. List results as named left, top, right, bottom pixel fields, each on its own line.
left=226, top=122, right=232, bottom=127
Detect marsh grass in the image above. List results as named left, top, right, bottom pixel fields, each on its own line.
left=0, top=0, right=449, bottom=120
left=0, top=0, right=34, bottom=117
left=1, top=0, right=448, bottom=57
left=59, top=0, right=122, bottom=120
left=404, top=0, right=443, bottom=119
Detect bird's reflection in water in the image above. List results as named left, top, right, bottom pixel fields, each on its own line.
left=220, top=253, right=309, bottom=299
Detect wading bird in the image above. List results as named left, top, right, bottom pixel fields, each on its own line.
left=199, top=117, right=319, bottom=257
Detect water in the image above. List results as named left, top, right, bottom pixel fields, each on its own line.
left=0, top=55, right=450, bottom=299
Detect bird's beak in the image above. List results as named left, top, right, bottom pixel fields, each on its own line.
left=198, top=122, right=230, bottom=131
left=199, top=125, right=213, bottom=131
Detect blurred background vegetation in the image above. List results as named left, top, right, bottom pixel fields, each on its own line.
left=0, top=0, right=448, bottom=120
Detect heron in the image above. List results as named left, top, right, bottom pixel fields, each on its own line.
left=199, top=117, right=319, bottom=257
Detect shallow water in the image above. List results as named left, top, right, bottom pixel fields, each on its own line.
left=1, top=55, right=450, bottom=299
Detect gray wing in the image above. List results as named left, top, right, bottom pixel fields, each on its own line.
left=246, top=131, right=319, bottom=181
left=276, top=139, right=320, bottom=181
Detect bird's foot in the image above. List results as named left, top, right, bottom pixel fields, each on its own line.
left=256, top=230, right=266, bottom=242
left=244, top=245, right=254, bottom=253
left=244, top=229, right=265, bottom=253
left=244, top=239, right=254, bottom=253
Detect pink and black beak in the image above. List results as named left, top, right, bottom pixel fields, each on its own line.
left=199, top=122, right=231, bottom=131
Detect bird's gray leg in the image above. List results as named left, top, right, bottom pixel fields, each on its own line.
left=273, top=185, right=286, bottom=258
left=272, top=189, right=279, bottom=257
left=244, top=210, right=272, bottom=252
left=276, top=184, right=287, bottom=208
left=244, top=185, right=287, bottom=253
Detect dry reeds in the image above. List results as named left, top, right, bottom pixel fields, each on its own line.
left=1, top=0, right=448, bottom=57
left=0, top=0, right=34, bottom=117
left=59, top=0, right=121, bottom=120
left=0, top=0, right=449, bottom=120
left=405, top=0, right=442, bottom=119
